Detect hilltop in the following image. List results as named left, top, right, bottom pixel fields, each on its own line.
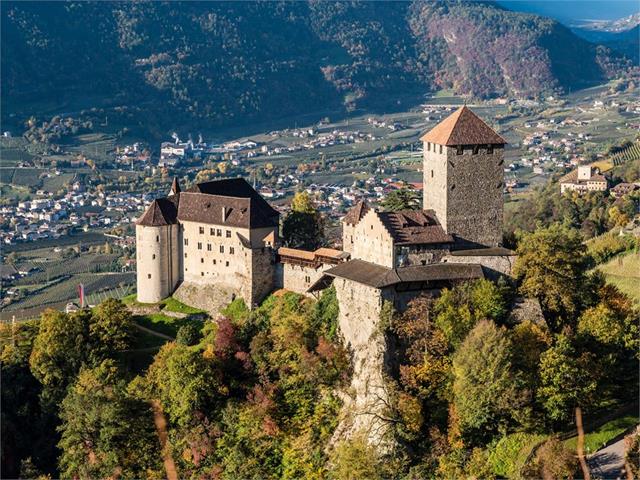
left=1, top=1, right=630, bottom=134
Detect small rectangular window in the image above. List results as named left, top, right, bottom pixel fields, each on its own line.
left=456, top=146, right=463, bottom=155
left=230, top=247, right=235, bottom=254
left=216, top=229, right=222, bottom=236
left=152, top=254, right=156, bottom=260
left=488, top=145, right=494, bottom=154
left=210, top=228, right=214, bottom=235
left=147, top=274, right=151, bottom=279
left=207, top=244, right=212, bottom=251
left=201, top=272, right=204, bottom=276
left=199, top=227, right=204, bottom=234
left=220, top=245, right=224, bottom=253
left=184, top=238, right=188, bottom=246
left=197, top=242, right=202, bottom=250
left=427, top=143, right=430, bottom=152
left=225, top=261, right=229, bottom=267
left=431, top=170, right=434, bottom=178
left=201, top=258, right=204, bottom=263
left=213, top=259, right=217, bottom=265
left=226, top=230, right=231, bottom=238
left=156, top=235, right=159, bottom=242
left=184, top=253, right=188, bottom=258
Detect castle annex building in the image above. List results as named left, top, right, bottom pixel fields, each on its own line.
left=136, top=106, right=514, bottom=310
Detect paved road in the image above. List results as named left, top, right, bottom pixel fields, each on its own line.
left=587, top=431, right=635, bottom=480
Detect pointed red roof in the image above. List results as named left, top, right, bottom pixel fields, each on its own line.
left=420, top=106, right=506, bottom=146
left=136, top=198, right=178, bottom=226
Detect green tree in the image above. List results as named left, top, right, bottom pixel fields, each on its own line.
left=452, top=320, right=522, bottom=445
left=434, top=279, right=508, bottom=348
left=176, top=323, right=202, bottom=346
left=282, top=191, right=324, bottom=250
left=538, top=335, right=598, bottom=422
left=57, top=360, right=161, bottom=479
left=513, top=224, right=593, bottom=331
left=88, top=298, right=133, bottom=362
left=329, top=435, right=382, bottom=480
left=380, top=187, right=420, bottom=211
left=29, top=309, right=89, bottom=408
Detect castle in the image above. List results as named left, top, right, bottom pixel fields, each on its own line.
left=136, top=105, right=514, bottom=308
left=136, top=106, right=516, bottom=445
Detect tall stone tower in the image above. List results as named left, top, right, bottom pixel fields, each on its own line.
left=421, top=106, right=507, bottom=248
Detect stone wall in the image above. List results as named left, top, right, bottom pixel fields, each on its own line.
left=280, top=262, right=333, bottom=296
left=442, top=253, right=516, bottom=279
left=249, top=247, right=276, bottom=307
left=331, top=277, right=395, bottom=450
left=396, top=243, right=450, bottom=267
left=350, top=209, right=395, bottom=268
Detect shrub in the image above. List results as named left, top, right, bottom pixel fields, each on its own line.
left=176, top=323, right=202, bottom=346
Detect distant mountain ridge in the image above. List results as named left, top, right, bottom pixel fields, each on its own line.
left=1, top=1, right=630, bottom=132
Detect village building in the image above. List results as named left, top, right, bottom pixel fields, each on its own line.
left=559, top=165, right=608, bottom=194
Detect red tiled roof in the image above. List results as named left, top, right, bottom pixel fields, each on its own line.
left=378, top=209, right=453, bottom=245
left=420, top=106, right=506, bottom=146
left=343, top=199, right=370, bottom=225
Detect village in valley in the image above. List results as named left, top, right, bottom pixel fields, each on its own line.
left=1, top=78, right=640, bottom=320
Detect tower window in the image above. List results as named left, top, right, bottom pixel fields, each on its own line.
left=201, top=258, right=204, bottom=263
left=230, top=247, right=235, bottom=254
left=431, top=170, right=434, bottom=178
left=488, top=145, right=494, bottom=154
left=152, top=254, right=156, bottom=260
left=207, top=244, right=212, bottom=251
left=213, top=259, right=217, bottom=265
left=226, top=230, right=231, bottom=238
left=197, top=242, right=202, bottom=250
left=184, top=253, right=188, bottom=258
left=439, top=145, right=443, bottom=154
left=427, top=143, right=430, bottom=152
left=156, top=235, right=159, bottom=242
left=225, top=261, right=229, bottom=267
left=216, top=229, right=222, bottom=236
left=199, top=227, right=204, bottom=234
left=220, top=245, right=224, bottom=253
left=456, top=146, right=463, bottom=155
left=147, top=274, right=151, bottom=279
left=184, top=238, right=189, bottom=246
left=473, top=146, right=479, bottom=155
left=210, top=228, right=214, bottom=235
left=201, top=272, right=204, bottom=276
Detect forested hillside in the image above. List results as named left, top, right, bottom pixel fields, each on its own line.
left=1, top=1, right=628, bottom=132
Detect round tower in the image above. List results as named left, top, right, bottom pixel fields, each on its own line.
left=136, top=198, right=179, bottom=303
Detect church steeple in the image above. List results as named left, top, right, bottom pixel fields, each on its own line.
left=169, top=177, right=181, bottom=196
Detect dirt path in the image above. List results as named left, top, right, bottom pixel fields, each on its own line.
left=133, top=322, right=174, bottom=340
left=587, top=429, right=637, bottom=480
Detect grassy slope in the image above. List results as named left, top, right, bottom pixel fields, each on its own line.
left=598, top=252, right=640, bottom=302
left=564, top=414, right=638, bottom=455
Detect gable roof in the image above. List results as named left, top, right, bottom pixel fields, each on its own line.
left=377, top=209, right=453, bottom=245
left=314, top=259, right=484, bottom=289
left=136, top=197, right=179, bottom=227
left=420, top=106, right=506, bottom=146
left=343, top=199, right=370, bottom=225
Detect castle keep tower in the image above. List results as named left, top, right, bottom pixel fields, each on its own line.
left=421, top=106, right=507, bottom=248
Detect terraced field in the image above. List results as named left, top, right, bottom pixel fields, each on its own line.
left=1, top=272, right=136, bottom=319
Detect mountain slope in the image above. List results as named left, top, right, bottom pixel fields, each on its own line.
left=1, top=1, right=627, bottom=132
